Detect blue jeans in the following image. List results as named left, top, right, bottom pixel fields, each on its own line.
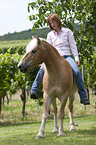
left=31, top=56, right=87, bottom=101
left=31, top=67, right=44, bottom=97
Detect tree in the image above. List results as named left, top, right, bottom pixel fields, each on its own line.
left=28, top=0, right=95, bottom=58
left=28, top=0, right=96, bottom=96
left=28, top=0, right=74, bottom=31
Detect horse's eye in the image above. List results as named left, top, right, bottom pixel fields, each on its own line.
left=31, top=50, right=37, bottom=54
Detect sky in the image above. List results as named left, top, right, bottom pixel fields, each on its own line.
left=0, top=0, right=35, bottom=36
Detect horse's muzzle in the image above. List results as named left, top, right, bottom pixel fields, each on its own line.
left=18, top=63, right=28, bottom=73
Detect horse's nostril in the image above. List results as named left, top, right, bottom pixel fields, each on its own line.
left=18, top=65, right=21, bottom=69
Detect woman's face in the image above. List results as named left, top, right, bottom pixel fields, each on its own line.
left=49, top=20, right=59, bottom=31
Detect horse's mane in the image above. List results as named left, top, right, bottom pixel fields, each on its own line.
left=42, top=40, right=61, bottom=58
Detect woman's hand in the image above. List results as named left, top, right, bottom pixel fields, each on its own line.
left=76, top=60, right=80, bottom=66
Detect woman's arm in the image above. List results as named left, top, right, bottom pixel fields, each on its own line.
left=68, top=29, right=80, bottom=66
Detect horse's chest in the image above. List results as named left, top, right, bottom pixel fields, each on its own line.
left=43, top=71, right=72, bottom=96
left=47, top=85, right=63, bottom=97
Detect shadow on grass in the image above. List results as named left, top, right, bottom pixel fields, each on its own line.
left=0, top=119, right=54, bottom=128
left=73, top=113, right=95, bottom=119
left=0, top=114, right=95, bottom=129
left=0, top=121, right=41, bottom=127
left=45, top=126, right=96, bottom=140
left=76, top=127, right=96, bottom=136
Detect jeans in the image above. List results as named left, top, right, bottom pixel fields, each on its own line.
left=31, top=56, right=87, bottom=101
left=31, top=67, right=44, bottom=97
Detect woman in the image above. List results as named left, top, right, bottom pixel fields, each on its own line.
left=30, top=14, right=90, bottom=105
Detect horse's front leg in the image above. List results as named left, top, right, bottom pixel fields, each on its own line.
left=36, top=93, right=52, bottom=139
left=52, top=98, right=58, bottom=133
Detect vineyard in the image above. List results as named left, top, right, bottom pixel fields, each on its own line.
left=0, top=40, right=44, bottom=116
left=0, top=0, right=96, bottom=144
left=0, top=39, right=96, bottom=117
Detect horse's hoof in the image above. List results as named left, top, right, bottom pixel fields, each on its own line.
left=57, top=129, right=65, bottom=136
left=70, top=128, right=76, bottom=131
left=57, top=132, right=65, bottom=136
left=52, top=128, right=58, bottom=133
left=52, top=130, right=58, bottom=133
left=57, top=133, right=65, bottom=136
left=35, top=136, right=44, bottom=139
left=70, top=125, right=76, bottom=131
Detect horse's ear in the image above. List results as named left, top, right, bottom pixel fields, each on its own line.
left=32, top=35, right=35, bottom=39
left=36, top=36, right=41, bottom=45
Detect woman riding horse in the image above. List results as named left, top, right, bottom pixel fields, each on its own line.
left=30, top=13, right=90, bottom=105
left=18, top=36, right=77, bottom=138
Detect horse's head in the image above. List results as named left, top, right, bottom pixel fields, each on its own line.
left=18, top=36, right=45, bottom=73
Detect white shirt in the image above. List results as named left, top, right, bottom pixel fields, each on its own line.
left=47, top=27, right=79, bottom=62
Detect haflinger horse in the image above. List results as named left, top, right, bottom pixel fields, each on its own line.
left=18, top=36, right=77, bottom=139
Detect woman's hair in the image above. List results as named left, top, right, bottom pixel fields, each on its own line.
left=46, top=14, right=62, bottom=30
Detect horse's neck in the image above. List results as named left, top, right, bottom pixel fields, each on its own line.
left=43, top=41, right=62, bottom=73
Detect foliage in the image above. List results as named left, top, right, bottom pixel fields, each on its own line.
left=83, top=54, right=96, bottom=88
left=0, top=53, right=17, bottom=98
left=28, top=0, right=95, bottom=59
left=28, top=0, right=74, bottom=31
left=79, top=54, right=96, bottom=99
left=72, top=0, right=96, bottom=62
left=0, top=52, right=40, bottom=97
left=0, top=0, right=95, bottom=114
left=28, top=0, right=96, bottom=95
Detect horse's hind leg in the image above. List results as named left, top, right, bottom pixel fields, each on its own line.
left=68, top=94, right=76, bottom=131
left=52, top=98, right=58, bottom=133
left=58, top=96, right=67, bottom=136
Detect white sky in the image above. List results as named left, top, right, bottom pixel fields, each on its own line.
left=0, top=0, right=35, bottom=36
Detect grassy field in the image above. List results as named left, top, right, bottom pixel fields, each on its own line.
left=0, top=91, right=96, bottom=145
left=0, top=40, right=30, bottom=49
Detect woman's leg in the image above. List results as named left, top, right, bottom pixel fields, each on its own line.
left=64, top=56, right=90, bottom=105
left=31, top=67, right=44, bottom=99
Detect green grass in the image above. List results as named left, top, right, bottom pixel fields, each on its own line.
left=0, top=114, right=96, bottom=145
left=0, top=92, right=96, bottom=145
